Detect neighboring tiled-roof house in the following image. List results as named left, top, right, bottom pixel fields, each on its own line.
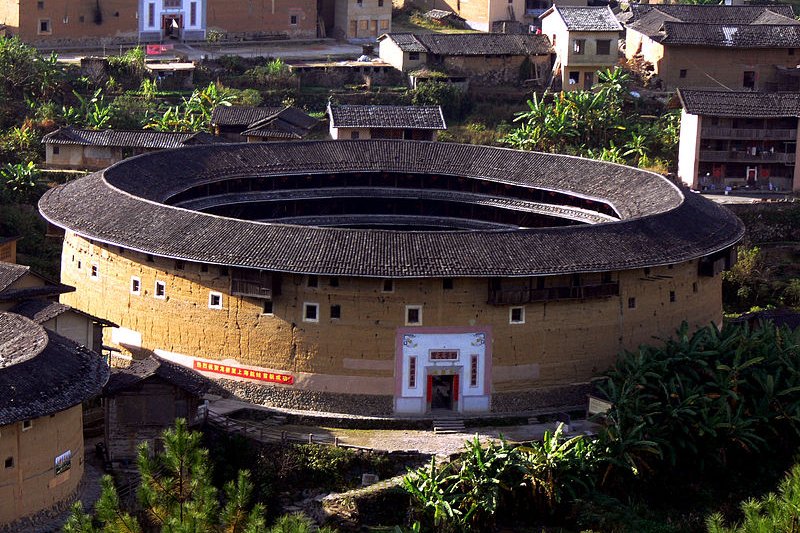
left=103, top=356, right=228, bottom=465
left=0, top=261, right=112, bottom=352
left=676, top=89, right=800, bottom=192
left=0, top=311, right=108, bottom=527
left=378, top=32, right=554, bottom=86
left=210, top=105, right=318, bottom=142
left=42, top=127, right=229, bottom=171
left=540, top=6, right=622, bottom=91
left=327, top=104, right=447, bottom=141
left=624, top=5, right=800, bottom=90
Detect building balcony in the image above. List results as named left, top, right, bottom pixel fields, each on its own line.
left=698, top=150, right=796, bottom=164
left=487, top=282, right=619, bottom=305
left=700, top=127, right=797, bottom=140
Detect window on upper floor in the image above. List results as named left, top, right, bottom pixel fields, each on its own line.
left=38, top=19, right=51, bottom=34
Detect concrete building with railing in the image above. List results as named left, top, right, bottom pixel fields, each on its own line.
left=39, top=141, right=743, bottom=417
left=678, top=89, right=800, bottom=192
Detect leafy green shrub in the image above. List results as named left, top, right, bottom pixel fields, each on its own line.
left=598, top=321, right=800, bottom=481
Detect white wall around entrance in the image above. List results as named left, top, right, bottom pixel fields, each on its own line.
left=394, top=326, right=492, bottom=415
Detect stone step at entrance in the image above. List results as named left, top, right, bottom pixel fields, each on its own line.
left=432, top=418, right=465, bottom=434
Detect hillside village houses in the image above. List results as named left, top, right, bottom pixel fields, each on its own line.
left=378, top=32, right=553, bottom=86
left=540, top=5, right=622, bottom=91
left=0, top=0, right=392, bottom=45
left=624, top=4, right=800, bottom=91
left=677, top=90, right=800, bottom=193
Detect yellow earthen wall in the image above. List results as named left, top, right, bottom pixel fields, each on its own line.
left=0, top=405, right=84, bottom=526
left=16, top=0, right=138, bottom=42
left=60, top=232, right=722, bottom=395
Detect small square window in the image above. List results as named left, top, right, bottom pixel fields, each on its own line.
left=131, top=276, right=141, bottom=295
left=22, top=420, right=32, bottom=431
left=628, top=297, right=636, bottom=309
left=262, top=300, right=273, bottom=314
left=307, top=275, right=318, bottom=288
left=304, top=302, right=319, bottom=322
left=405, top=305, right=422, bottom=325
left=155, top=281, right=166, bottom=299
left=290, top=14, right=298, bottom=25
left=669, top=290, right=676, bottom=303
left=330, top=304, right=341, bottom=319
left=90, top=263, right=99, bottom=278
left=443, top=278, right=454, bottom=290
left=510, top=306, right=525, bottom=324
left=329, top=277, right=339, bottom=287
left=208, top=291, right=223, bottom=309
left=382, top=279, right=394, bottom=292
left=4, top=457, right=12, bottom=469
left=679, top=69, right=687, bottom=79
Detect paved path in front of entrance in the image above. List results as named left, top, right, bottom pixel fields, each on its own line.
left=205, top=398, right=599, bottom=457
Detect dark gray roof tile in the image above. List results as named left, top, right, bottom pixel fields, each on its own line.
left=328, top=105, right=446, bottom=129
left=546, top=6, right=623, bottom=32
left=0, top=312, right=108, bottom=424
left=679, top=89, right=800, bottom=117
left=42, top=127, right=227, bottom=149
left=381, top=32, right=552, bottom=56
left=38, top=141, right=744, bottom=278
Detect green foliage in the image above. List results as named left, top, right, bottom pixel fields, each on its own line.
left=410, top=81, right=467, bottom=121
left=517, top=423, right=600, bottom=512
left=504, top=67, right=679, bottom=170
left=723, top=247, right=773, bottom=310
left=0, top=162, right=41, bottom=203
left=67, top=419, right=266, bottom=532
left=60, top=88, right=113, bottom=129
left=598, top=322, right=800, bottom=479
left=403, top=433, right=599, bottom=530
left=146, top=82, right=235, bottom=132
left=245, top=58, right=297, bottom=89
left=268, top=512, right=337, bottom=533
left=707, top=463, right=800, bottom=532
left=0, top=36, right=62, bottom=99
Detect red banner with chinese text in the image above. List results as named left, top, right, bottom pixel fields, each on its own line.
left=193, top=360, right=294, bottom=385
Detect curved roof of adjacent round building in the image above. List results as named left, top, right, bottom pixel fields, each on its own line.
left=39, top=140, right=744, bottom=278
left=0, top=312, right=108, bottom=425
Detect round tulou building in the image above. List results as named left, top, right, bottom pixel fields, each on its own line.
left=0, top=312, right=108, bottom=525
left=39, top=141, right=744, bottom=417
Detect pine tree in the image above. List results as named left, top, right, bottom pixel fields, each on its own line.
left=65, top=418, right=265, bottom=532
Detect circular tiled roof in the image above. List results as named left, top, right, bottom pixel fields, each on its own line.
left=0, top=312, right=109, bottom=424
left=39, top=141, right=744, bottom=277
